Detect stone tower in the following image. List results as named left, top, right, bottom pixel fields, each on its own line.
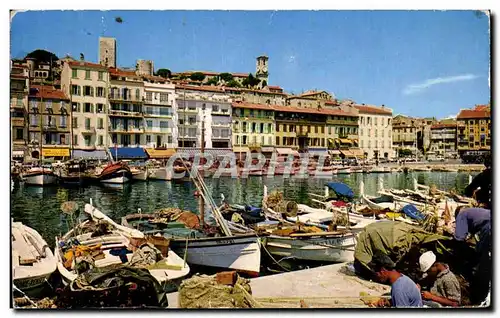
left=99, top=37, right=117, bottom=68
left=255, top=55, right=269, bottom=88
left=136, top=59, right=154, bottom=76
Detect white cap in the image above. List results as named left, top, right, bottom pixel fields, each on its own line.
left=419, top=251, right=436, bottom=273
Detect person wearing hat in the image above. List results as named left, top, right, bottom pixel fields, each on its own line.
left=418, top=251, right=461, bottom=307
left=368, top=252, right=423, bottom=308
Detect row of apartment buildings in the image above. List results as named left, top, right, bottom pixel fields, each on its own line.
left=10, top=37, right=490, bottom=162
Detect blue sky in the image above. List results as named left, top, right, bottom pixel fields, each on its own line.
left=11, top=10, right=490, bottom=118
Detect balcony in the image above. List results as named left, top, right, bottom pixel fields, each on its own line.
left=11, top=117, right=25, bottom=127
left=296, top=131, right=309, bottom=137
left=82, top=127, right=96, bottom=134
left=327, top=119, right=358, bottom=126
left=177, top=107, right=198, bottom=114
left=143, top=111, right=172, bottom=118
left=178, top=121, right=198, bottom=127
left=212, top=135, right=231, bottom=140
left=143, top=99, right=172, bottom=106
left=109, top=126, right=144, bottom=133
left=109, top=109, right=144, bottom=118
left=211, top=109, right=231, bottom=116
left=212, top=122, right=231, bottom=128
left=108, top=94, right=143, bottom=103
left=144, top=127, right=172, bottom=134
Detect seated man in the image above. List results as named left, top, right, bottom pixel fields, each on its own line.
left=368, top=252, right=423, bottom=308
left=419, top=251, right=461, bottom=307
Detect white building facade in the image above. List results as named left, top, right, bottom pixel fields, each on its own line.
left=143, top=78, right=177, bottom=149
left=175, top=86, right=232, bottom=149
left=355, top=105, right=394, bottom=160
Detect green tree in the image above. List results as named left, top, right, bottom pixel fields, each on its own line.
left=155, top=68, right=172, bottom=79
left=190, top=72, right=206, bottom=82
left=25, top=49, right=59, bottom=63
left=398, top=149, right=413, bottom=157
left=242, top=73, right=260, bottom=88
left=219, top=72, right=233, bottom=82
left=226, top=79, right=241, bottom=88
left=206, top=77, right=219, bottom=86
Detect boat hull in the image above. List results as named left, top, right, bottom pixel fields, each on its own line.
left=100, top=169, right=131, bottom=184
left=170, top=235, right=261, bottom=276
left=263, top=233, right=356, bottom=263
left=149, top=167, right=172, bottom=181
left=132, top=170, right=148, bottom=181
left=24, top=173, right=58, bottom=186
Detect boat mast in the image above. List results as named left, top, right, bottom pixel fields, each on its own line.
left=69, top=78, right=74, bottom=160
left=199, top=108, right=205, bottom=227
left=39, top=79, right=44, bottom=164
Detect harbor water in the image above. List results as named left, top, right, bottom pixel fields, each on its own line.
left=11, top=171, right=477, bottom=247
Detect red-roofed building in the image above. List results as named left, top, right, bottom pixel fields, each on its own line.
left=27, top=84, right=71, bottom=159
left=456, top=105, right=491, bottom=155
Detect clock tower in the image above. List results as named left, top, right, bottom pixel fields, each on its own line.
left=255, top=55, right=269, bottom=89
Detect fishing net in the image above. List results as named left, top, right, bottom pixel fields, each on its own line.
left=55, top=265, right=168, bottom=308
left=178, top=274, right=253, bottom=308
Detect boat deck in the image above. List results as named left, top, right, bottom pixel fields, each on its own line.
left=166, top=262, right=390, bottom=308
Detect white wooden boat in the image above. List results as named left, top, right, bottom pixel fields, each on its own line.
left=131, top=168, right=148, bottom=181
left=351, top=167, right=363, bottom=173
left=121, top=213, right=261, bottom=276
left=371, top=166, right=389, bottom=173
left=263, top=231, right=357, bottom=263
left=55, top=203, right=190, bottom=289
left=336, top=167, right=351, bottom=175
left=12, top=221, right=57, bottom=293
left=148, top=166, right=172, bottom=181
left=23, top=167, right=58, bottom=186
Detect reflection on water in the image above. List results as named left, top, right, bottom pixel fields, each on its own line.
left=11, top=172, right=477, bottom=244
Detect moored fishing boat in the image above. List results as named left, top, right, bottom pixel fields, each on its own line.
left=121, top=211, right=262, bottom=276
left=98, top=162, right=132, bottom=184
left=59, top=160, right=87, bottom=186
left=131, top=167, right=149, bottom=181
left=55, top=202, right=190, bottom=291
left=23, top=167, right=58, bottom=186
left=261, top=230, right=357, bottom=263
left=12, top=221, right=57, bottom=296
left=336, top=167, right=351, bottom=175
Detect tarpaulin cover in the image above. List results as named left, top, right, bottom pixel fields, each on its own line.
left=354, top=221, right=449, bottom=271
left=400, top=204, right=425, bottom=221
left=326, top=182, right=355, bottom=199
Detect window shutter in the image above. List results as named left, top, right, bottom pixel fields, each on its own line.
left=90, top=86, right=94, bottom=97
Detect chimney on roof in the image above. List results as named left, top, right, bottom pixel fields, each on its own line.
left=381, top=104, right=385, bottom=108
left=80, top=53, right=84, bottom=61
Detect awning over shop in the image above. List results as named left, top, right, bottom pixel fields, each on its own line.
left=42, top=148, right=70, bottom=157
left=308, top=148, right=329, bottom=157
left=176, top=148, right=233, bottom=158
left=340, top=149, right=355, bottom=158
left=145, top=148, right=176, bottom=159
left=349, top=148, right=364, bottom=158
left=329, top=150, right=341, bottom=156
left=261, top=147, right=275, bottom=153
left=73, top=150, right=108, bottom=160
left=276, top=148, right=295, bottom=156
left=12, top=151, right=24, bottom=158
left=233, top=146, right=250, bottom=153
left=339, top=139, right=353, bottom=145
left=109, top=147, right=147, bottom=160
